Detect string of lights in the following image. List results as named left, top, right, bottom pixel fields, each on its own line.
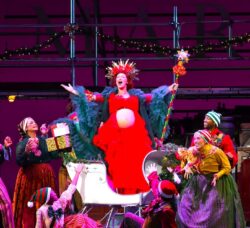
left=0, top=23, right=250, bottom=61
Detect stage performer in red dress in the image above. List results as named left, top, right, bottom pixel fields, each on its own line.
left=62, top=60, right=178, bottom=194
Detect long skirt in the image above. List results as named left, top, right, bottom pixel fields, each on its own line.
left=13, top=163, right=56, bottom=228
left=176, top=174, right=246, bottom=228
left=0, top=178, right=14, bottom=228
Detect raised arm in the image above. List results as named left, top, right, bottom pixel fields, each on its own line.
left=146, top=83, right=179, bottom=141
left=71, top=163, right=85, bottom=186
left=35, top=207, right=44, bottom=228
left=61, top=83, right=79, bottom=96
left=144, top=83, right=179, bottom=103
left=146, top=163, right=160, bottom=198
left=61, top=83, right=104, bottom=102
left=58, top=163, right=85, bottom=211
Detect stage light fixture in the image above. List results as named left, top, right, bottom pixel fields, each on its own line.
left=8, top=95, right=16, bottom=102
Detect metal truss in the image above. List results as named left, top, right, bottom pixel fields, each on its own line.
left=0, top=0, right=250, bottom=99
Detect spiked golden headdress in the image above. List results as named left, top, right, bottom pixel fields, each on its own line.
left=105, top=59, right=139, bottom=80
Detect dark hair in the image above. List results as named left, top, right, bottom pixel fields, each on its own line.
left=165, top=197, right=177, bottom=212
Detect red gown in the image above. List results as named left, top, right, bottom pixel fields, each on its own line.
left=93, top=93, right=151, bottom=194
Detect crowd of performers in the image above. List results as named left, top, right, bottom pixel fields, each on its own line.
left=0, top=59, right=246, bottom=227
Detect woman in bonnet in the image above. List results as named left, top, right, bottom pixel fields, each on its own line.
left=13, top=117, right=59, bottom=228
left=177, top=129, right=245, bottom=227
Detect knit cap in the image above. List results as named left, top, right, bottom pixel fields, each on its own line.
left=206, top=111, right=222, bottom=127
left=158, top=180, right=178, bottom=199
left=196, top=130, right=212, bottom=143
left=27, top=187, right=57, bottom=208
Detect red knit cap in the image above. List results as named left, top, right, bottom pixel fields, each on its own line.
left=196, top=130, right=211, bottom=143
left=158, top=180, right=178, bottom=199
left=27, top=187, right=58, bottom=208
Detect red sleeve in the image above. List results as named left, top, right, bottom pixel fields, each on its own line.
left=144, top=94, right=152, bottom=103
left=221, top=134, right=238, bottom=168
left=94, top=93, right=104, bottom=102
left=147, top=171, right=160, bottom=198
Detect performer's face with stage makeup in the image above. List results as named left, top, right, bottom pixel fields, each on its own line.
left=203, top=115, right=215, bottom=129
left=116, top=73, right=128, bottom=89
left=193, top=132, right=206, bottom=150
left=25, top=118, right=39, bottom=132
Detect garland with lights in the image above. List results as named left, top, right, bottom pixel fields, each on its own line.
left=0, top=23, right=79, bottom=60
left=97, top=31, right=250, bottom=57
left=0, top=31, right=65, bottom=60
left=96, top=31, right=175, bottom=56
left=0, top=23, right=250, bottom=60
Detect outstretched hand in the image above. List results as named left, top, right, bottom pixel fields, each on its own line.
left=75, top=163, right=85, bottom=174
left=146, top=163, right=158, bottom=175
left=40, top=123, right=49, bottom=135
left=183, top=164, right=193, bottom=179
left=61, top=83, right=79, bottom=96
left=168, top=83, right=179, bottom=93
